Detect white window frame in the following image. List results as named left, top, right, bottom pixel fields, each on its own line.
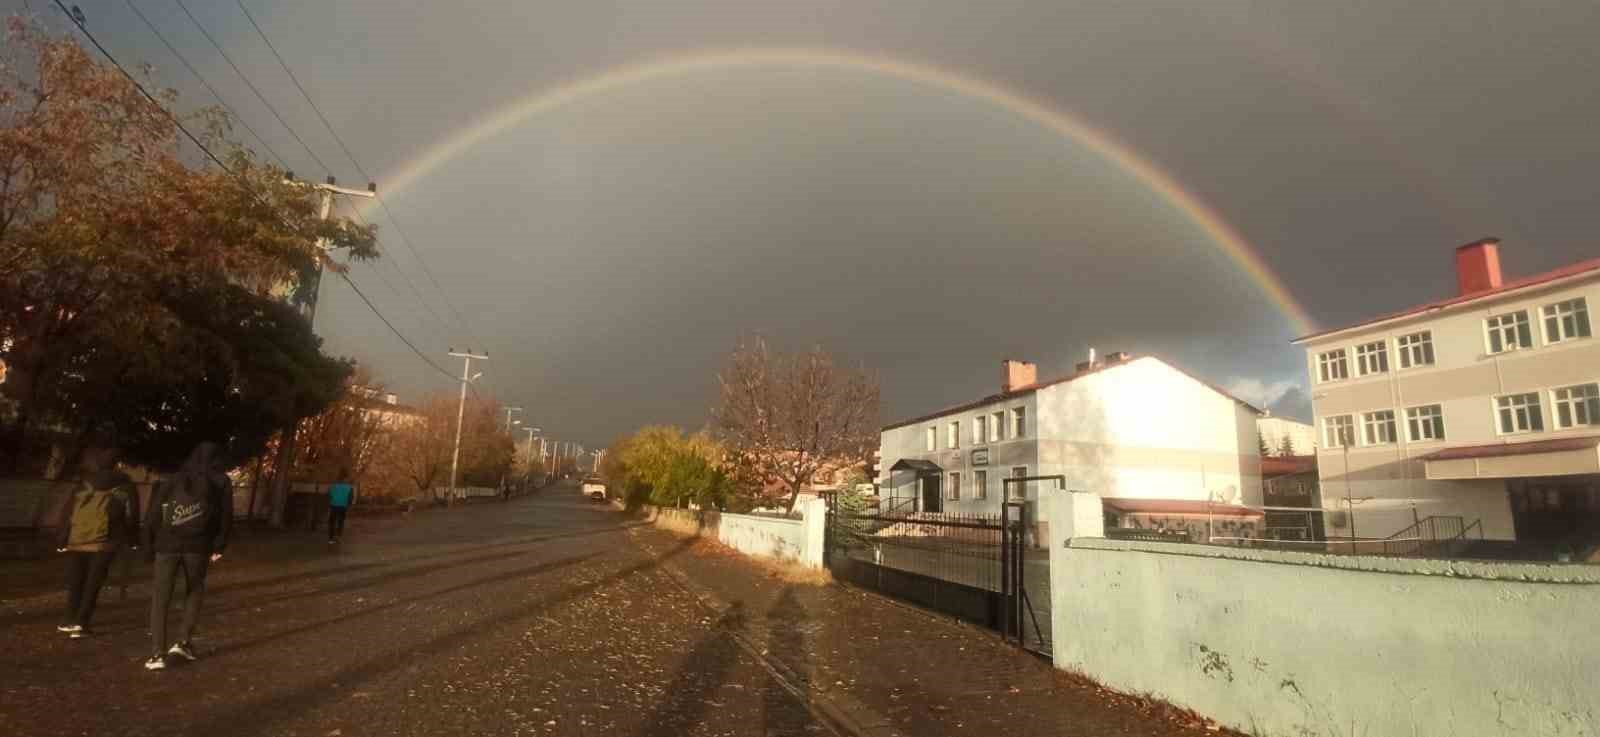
left=1396, top=331, right=1434, bottom=369
left=1495, top=392, right=1545, bottom=435
left=1355, top=340, right=1389, bottom=376
left=973, top=416, right=987, bottom=444
left=973, top=469, right=988, bottom=500
left=1317, top=349, right=1349, bottom=383
left=1361, top=409, right=1397, bottom=446
left=1542, top=298, right=1592, bottom=345
left=948, top=471, right=961, bottom=501
left=1007, top=466, right=1028, bottom=499
left=1485, top=310, right=1533, bottom=354
left=1322, top=415, right=1354, bottom=448
left=1404, top=404, right=1445, bottom=442
left=1551, top=382, right=1600, bottom=429
left=946, top=421, right=960, bottom=449
left=925, top=426, right=936, bottom=452
left=992, top=411, right=1006, bottom=441
left=1012, top=407, right=1026, bottom=438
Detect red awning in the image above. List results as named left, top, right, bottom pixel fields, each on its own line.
left=1419, top=435, right=1600, bottom=461
left=1103, top=498, right=1264, bottom=518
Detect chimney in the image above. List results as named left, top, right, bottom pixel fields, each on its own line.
left=1455, top=238, right=1503, bottom=296
left=384, top=392, right=398, bottom=406
left=1002, top=359, right=1037, bottom=393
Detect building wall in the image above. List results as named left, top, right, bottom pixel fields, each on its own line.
left=1034, top=358, right=1261, bottom=509
left=878, top=392, right=1041, bottom=516
left=645, top=504, right=821, bottom=568
left=1301, top=275, right=1600, bottom=539
left=1048, top=533, right=1600, bottom=737
left=1257, top=416, right=1316, bottom=455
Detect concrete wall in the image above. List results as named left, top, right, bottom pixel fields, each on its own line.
left=646, top=501, right=824, bottom=568
left=1045, top=493, right=1600, bottom=737
left=1301, top=273, right=1600, bottom=540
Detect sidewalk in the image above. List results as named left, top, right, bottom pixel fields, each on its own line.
left=629, top=524, right=1239, bottom=737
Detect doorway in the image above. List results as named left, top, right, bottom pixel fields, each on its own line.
left=920, top=474, right=943, bottom=513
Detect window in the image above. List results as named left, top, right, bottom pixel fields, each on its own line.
left=1496, top=393, right=1544, bottom=434
left=992, top=411, right=1006, bottom=441
left=974, top=470, right=988, bottom=500
left=1486, top=311, right=1533, bottom=354
left=1013, top=407, right=1026, bottom=438
left=1396, top=331, right=1434, bottom=369
left=1361, top=410, right=1397, bottom=445
left=1355, top=341, right=1389, bottom=376
left=1543, top=298, right=1591, bottom=344
left=1008, top=466, right=1028, bottom=499
left=925, top=427, right=936, bottom=451
left=947, top=421, right=960, bottom=449
left=948, top=472, right=961, bottom=500
left=1405, top=404, right=1445, bottom=442
left=1322, top=415, right=1354, bottom=448
left=973, top=416, right=987, bottom=444
left=1318, top=349, right=1349, bottom=383
left=1553, top=383, right=1600, bottom=429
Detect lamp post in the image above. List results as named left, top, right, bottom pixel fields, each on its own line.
left=447, top=349, right=487, bottom=505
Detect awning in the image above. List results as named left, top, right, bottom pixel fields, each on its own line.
left=1103, top=498, right=1264, bottom=518
left=887, top=458, right=943, bottom=476
left=1422, top=435, right=1600, bottom=480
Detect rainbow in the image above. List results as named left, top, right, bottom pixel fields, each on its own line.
left=368, top=48, right=1316, bottom=333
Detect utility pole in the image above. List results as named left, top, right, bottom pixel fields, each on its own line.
left=268, top=175, right=375, bottom=528
left=522, top=426, right=542, bottom=483
left=447, top=349, right=488, bottom=506
left=503, top=406, right=523, bottom=434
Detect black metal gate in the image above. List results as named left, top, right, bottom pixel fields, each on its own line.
left=824, top=491, right=1050, bottom=656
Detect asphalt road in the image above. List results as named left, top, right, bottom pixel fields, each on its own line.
left=1, top=486, right=826, bottom=737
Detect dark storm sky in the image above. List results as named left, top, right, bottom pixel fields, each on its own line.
left=16, top=0, right=1600, bottom=445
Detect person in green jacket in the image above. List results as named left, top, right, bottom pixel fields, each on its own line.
left=56, top=448, right=139, bottom=639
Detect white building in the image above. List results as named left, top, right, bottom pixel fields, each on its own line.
left=879, top=354, right=1263, bottom=539
left=1257, top=415, right=1317, bottom=456
left=1292, top=239, right=1600, bottom=549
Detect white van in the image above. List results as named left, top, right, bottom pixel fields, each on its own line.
left=581, top=478, right=606, bottom=501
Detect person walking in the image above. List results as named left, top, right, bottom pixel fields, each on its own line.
left=143, top=442, right=232, bottom=671
left=326, top=472, right=354, bottom=544
left=56, top=448, right=139, bottom=639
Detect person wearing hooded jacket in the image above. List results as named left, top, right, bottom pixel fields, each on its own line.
left=142, top=442, right=232, bottom=671
left=55, top=448, right=139, bottom=639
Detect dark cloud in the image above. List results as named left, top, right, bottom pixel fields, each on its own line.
left=30, top=0, right=1599, bottom=445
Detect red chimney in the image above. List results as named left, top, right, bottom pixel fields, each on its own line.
left=1002, top=359, right=1037, bottom=393
left=1455, top=238, right=1503, bottom=296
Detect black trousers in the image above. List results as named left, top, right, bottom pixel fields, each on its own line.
left=151, top=553, right=208, bottom=655
left=328, top=506, right=348, bottom=540
left=64, top=550, right=117, bottom=627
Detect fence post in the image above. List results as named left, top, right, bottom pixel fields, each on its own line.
left=800, top=496, right=827, bottom=569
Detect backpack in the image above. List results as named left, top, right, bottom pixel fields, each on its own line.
left=163, top=474, right=215, bottom=540
left=66, top=482, right=130, bottom=547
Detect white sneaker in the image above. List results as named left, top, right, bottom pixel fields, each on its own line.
left=57, top=624, right=82, bottom=634
left=144, top=656, right=166, bottom=671
left=167, top=642, right=197, bottom=661
left=69, top=629, right=89, bottom=639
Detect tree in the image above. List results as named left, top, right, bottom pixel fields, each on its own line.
left=288, top=367, right=395, bottom=484
left=712, top=337, right=879, bottom=513
left=376, top=394, right=514, bottom=504
left=602, top=426, right=734, bottom=510
left=1278, top=434, right=1296, bottom=457
left=0, top=18, right=377, bottom=474
left=1258, top=433, right=1271, bottom=457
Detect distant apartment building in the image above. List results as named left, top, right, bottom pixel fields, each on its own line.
left=878, top=354, right=1263, bottom=539
left=1292, top=239, right=1600, bottom=546
left=1257, top=415, right=1316, bottom=456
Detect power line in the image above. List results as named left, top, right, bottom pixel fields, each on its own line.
left=342, top=201, right=455, bottom=346
left=52, top=1, right=459, bottom=386
left=170, top=0, right=334, bottom=177
left=230, top=0, right=496, bottom=362
left=121, top=0, right=288, bottom=169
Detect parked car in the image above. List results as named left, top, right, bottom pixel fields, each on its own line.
left=581, top=478, right=606, bottom=501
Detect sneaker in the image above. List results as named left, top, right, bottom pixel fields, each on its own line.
left=167, top=642, right=197, bottom=661
left=144, top=656, right=166, bottom=671
left=57, top=624, right=82, bottom=634
left=69, top=629, right=89, bottom=639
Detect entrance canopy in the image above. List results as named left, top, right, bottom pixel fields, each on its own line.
left=1423, top=436, right=1600, bottom=480
left=888, top=458, right=943, bottom=476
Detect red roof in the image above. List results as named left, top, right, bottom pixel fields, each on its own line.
left=1419, top=435, right=1600, bottom=462
left=1103, top=498, right=1264, bottom=518
left=1294, top=256, right=1600, bottom=343
left=1260, top=455, right=1317, bottom=478
left=882, top=356, right=1260, bottom=431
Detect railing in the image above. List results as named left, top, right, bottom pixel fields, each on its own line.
left=1381, top=515, right=1467, bottom=557
left=1106, top=527, right=1191, bottom=543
